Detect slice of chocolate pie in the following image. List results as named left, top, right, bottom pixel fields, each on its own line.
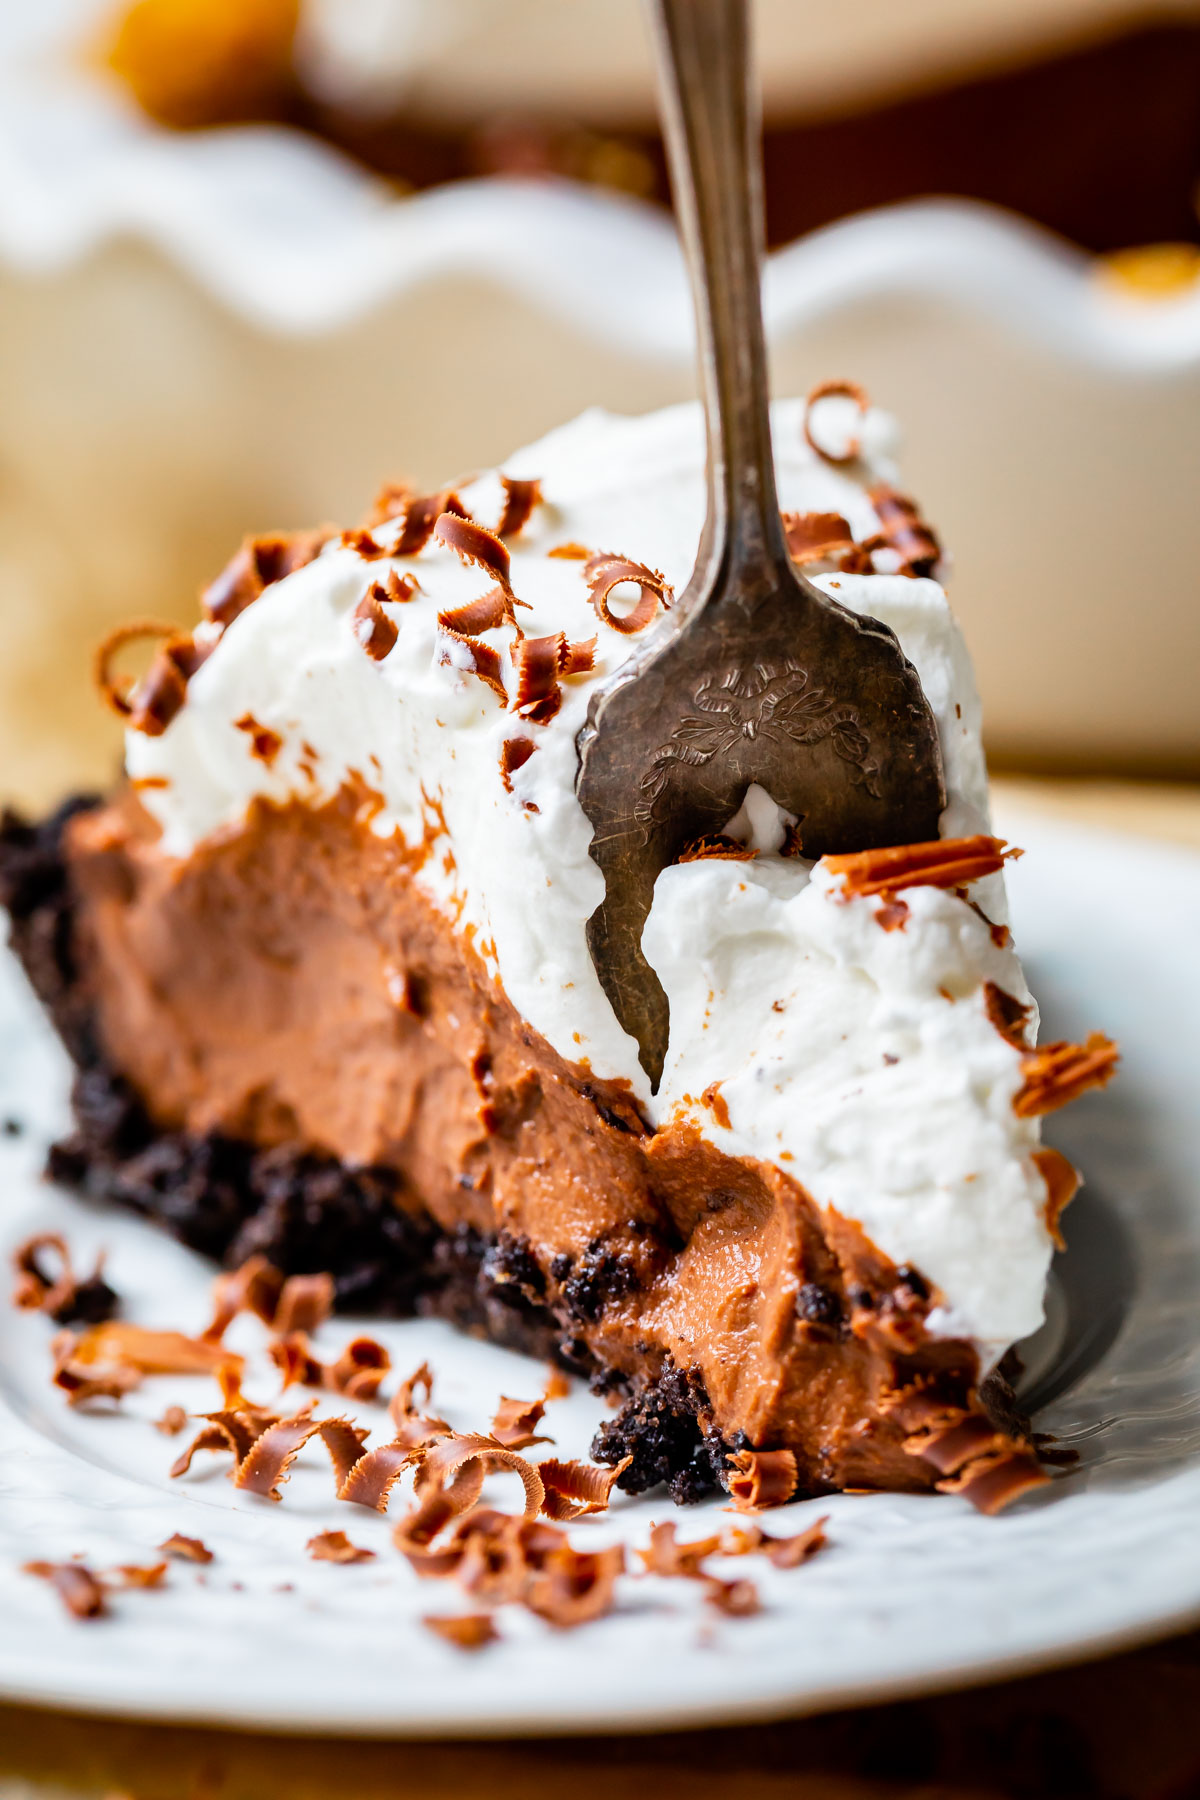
left=0, top=389, right=1116, bottom=1510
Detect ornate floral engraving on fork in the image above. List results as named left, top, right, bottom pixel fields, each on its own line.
left=636, top=659, right=880, bottom=829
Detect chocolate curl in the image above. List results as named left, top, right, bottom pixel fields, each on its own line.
left=434, top=513, right=512, bottom=594
left=1014, top=1034, right=1120, bottom=1118
left=154, top=1405, right=189, bottom=1436
left=416, top=1434, right=545, bottom=1520
left=339, top=528, right=390, bottom=561
left=234, top=1411, right=370, bottom=1503
left=10, top=1233, right=117, bottom=1326
left=394, top=490, right=469, bottom=558
left=393, top=1481, right=481, bottom=1576
left=495, top=476, right=543, bottom=540
left=1033, top=1147, right=1082, bottom=1249
left=438, top=629, right=508, bottom=703
left=803, top=378, right=870, bottom=466
left=524, top=1542, right=625, bottom=1629
left=584, top=553, right=673, bottom=634
left=423, top=1613, right=499, bottom=1651
left=328, top=1336, right=391, bottom=1402
left=306, top=1530, right=375, bottom=1564
left=558, top=635, right=596, bottom=677
left=158, top=1533, right=213, bottom=1564
left=936, top=1448, right=1049, bottom=1514
left=824, top=835, right=1017, bottom=898
left=726, top=1447, right=799, bottom=1511
left=94, top=619, right=189, bottom=730
left=983, top=981, right=1034, bottom=1049
left=865, top=484, right=941, bottom=578
left=273, top=1272, right=335, bottom=1337
left=109, top=1562, right=168, bottom=1590
left=781, top=511, right=857, bottom=565
left=267, top=1331, right=324, bottom=1391
left=512, top=633, right=564, bottom=723
left=169, top=1422, right=241, bottom=1479
left=203, top=1254, right=283, bottom=1342
left=202, top=528, right=333, bottom=628
left=363, top=479, right=411, bottom=530
left=762, top=1515, right=829, bottom=1569
left=437, top=584, right=529, bottom=637
left=538, top=1456, right=631, bottom=1521
left=23, top=1561, right=107, bottom=1619
left=338, top=1441, right=420, bottom=1512
left=637, top=1521, right=721, bottom=1578
left=52, top=1334, right=142, bottom=1408
left=702, top=1576, right=761, bottom=1617
left=499, top=736, right=536, bottom=794
left=66, top=1321, right=238, bottom=1378
left=384, top=569, right=420, bottom=605
left=543, top=1368, right=571, bottom=1402
left=388, top=1360, right=453, bottom=1451
left=353, top=585, right=399, bottom=661
left=489, top=1395, right=553, bottom=1451
left=547, top=541, right=591, bottom=560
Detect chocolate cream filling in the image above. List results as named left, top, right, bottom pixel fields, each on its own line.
left=0, top=790, right=1045, bottom=1508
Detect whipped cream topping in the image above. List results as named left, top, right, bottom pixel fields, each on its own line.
left=127, top=398, right=1053, bottom=1354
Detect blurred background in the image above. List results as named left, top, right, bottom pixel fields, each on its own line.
left=1, top=0, right=1199, bottom=811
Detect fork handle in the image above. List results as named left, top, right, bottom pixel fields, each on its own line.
left=648, top=0, right=791, bottom=594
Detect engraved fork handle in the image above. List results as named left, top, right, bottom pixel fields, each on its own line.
left=648, top=0, right=792, bottom=604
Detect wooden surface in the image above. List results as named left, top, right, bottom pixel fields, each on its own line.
left=1, top=777, right=1198, bottom=1798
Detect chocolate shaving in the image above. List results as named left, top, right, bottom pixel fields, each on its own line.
left=536, top=1447, right=629, bottom=1519
left=10, top=1233, right=117, bottom=1325
left=434, top=513, right=513, bottom=594
left=273, top=1272, right=335, bottom=1337
left=762, top=1516, right=829, bottom=1569
left=306, top=1530, right=376, bottom=1564
left=388, top=1361, right=453, bottom=1450
left=559, top=636, right=596, bottom=677
left=203, top=1253, right=283, bottom=1341
left=394, top=490, right=469, bottom=558
left=512, top=633, right=564, bottom=723
left=525, top=1542, right=625, bottom=1629
left=423, top=1612, right=499, bottom=1651
left=537, top=1455, right=632, bottom=1521
left=93, top=619, right=194, bottom=733
left=548, top=541, right=591, bottom=560
left=234, top=713, right=282, bottom=766
left=865, top=484, right=941, bottom=578
left=170, top=1422, right=240, bottom=1479
left=489, top=1395, right=553, bottom=1450
left=495, top=476, right=543, bottom=540
left=327, top=1336, right=391, bottom=1402
left=803, top=379, right=870, bottom=465
left=154, top=1404, right=189, bottom=1436
left=1014, top=1034, right=1119, bottom=1117
left=825, top=835, right=1016, bottom=898
left=159, top=1533, right=213, bottom=1563
left=676, top=834, right=758, bottom=865
left=202, top=528, right=333, bottom=628
left=936, top=1448, right=1049, bottom=1514
left=638, top=1521, right=721, bottom=1578
left=781, top=511, right=857, bottom=565
left=23, top=1561, right=107, bottom=1619
left=584, top=553, right=673, bottom=634
left=416, top=1435, right=545, bottom=1520
left=499, top=736, right=536, bottom=794
left=339, top=528, right=389, bottom=561
left=338, top=1440, right=419, bottom=1512
left=983, top=981, right=1034, bottom=1049
left=383, top=569, right=420, bottom=605
left=543, top=1368, right=571, bottom=1402
left=363, top=479, right=411, bottom=530
left=353, top=585, right=399, bottom=661
left=702, top=1575, right=761, bottom=1616
left=66, top=1321, right=237, bottom=1378
left=726, top=1448, right=799, bottom=1512
left=1032, top=1146, right=1082, bottom=1248
left=437, top=587, right=517, bottom=637
left=235, top=1411, right=370, bottom=1503
left=109, top=1562, right=168, bottom=1589
left=438, top=629, right=508, bottom=703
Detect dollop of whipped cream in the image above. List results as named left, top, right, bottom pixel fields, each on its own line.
left=127, top=398, right=1052, bottom=1354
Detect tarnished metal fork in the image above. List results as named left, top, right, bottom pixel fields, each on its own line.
left=575, top=0, right=945, bottom=1088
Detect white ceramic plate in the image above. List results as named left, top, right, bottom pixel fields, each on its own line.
left=0, top=803, right=1197, bottom=1737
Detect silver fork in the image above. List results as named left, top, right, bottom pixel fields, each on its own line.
left=575, top=0, right=944, bottom=1088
